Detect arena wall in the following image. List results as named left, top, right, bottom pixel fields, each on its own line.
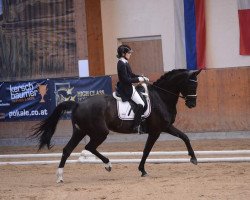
left=1, top=67, right=249, bottom=141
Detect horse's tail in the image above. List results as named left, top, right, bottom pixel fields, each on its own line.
left=30, top=101, right=78, bottom=150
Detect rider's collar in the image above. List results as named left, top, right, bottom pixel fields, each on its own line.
left=119, top=57, right=128, bottom=63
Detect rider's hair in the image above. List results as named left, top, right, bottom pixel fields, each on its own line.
left=117, top=44, right=132, bottom=58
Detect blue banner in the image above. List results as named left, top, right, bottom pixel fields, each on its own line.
left=0, top=79, right=52, bottom=121
left=0, top=0, right=2, bottom=15
left=50, top=76, right=112, bottom=119
left=51, top=76, right=112, bottom=106
left=0, top=76, right=112, bottom=121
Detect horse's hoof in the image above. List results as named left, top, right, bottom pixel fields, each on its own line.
left=56, top=179, right=64, bottom=183
left=105, top=162, right=112, bottom=172
left=56, top=168, right=64, bottom=183
left=190, top=157, right=198, bottom=165
left=141, top=171, right=148, bottom=177
left=105, top=166, right=112, bottom=172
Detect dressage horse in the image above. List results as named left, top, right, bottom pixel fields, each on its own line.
left=31, top=69, right=201, bottom=182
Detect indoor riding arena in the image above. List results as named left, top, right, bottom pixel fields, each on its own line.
left=0, top=1, right=250, bottom=200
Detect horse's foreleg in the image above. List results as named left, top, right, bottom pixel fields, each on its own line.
left=57, top=128, right=85, bottom=183
left=85, top=135, right=111, bottom=171
left=139, top=133, right=160, bottom=177
left=165, top=125, right=197, bottom=165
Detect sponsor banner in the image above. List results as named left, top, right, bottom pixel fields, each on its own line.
left=50, top=76, right=112, bottom=119
left=0, top=79, right=51, bottom=121
left=0, top=76, right=112, bottom=121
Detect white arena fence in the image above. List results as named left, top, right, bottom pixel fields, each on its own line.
left=1, top=150, right=250, bottom=165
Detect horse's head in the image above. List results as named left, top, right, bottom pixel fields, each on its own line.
left=180, top=69, right=202, bottom=108
left=153, top=69, right=202, bottom=109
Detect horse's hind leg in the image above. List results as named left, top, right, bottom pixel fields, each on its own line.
left=165, top=125, right=197, bottom=165
left=57, top=128, right=85, bottom=183
left=85, top=133, right=111, bottom=171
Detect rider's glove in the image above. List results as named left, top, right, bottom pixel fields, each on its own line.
left=142, top=76, right=149, bottom=82
left=138, top=77, right=145, bottom=82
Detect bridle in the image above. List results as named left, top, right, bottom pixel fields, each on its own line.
left=150, top=83, right=185, bottom=99
left=147, top=79, right=198, bottom=100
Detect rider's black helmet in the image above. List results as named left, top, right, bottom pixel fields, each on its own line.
left=117, top=44, right=133, bottom=58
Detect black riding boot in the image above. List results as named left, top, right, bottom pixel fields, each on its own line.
left=132, top=104, right=146, bottom=134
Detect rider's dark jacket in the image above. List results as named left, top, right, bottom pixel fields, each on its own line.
left=117, top=58, right=140, bottom=101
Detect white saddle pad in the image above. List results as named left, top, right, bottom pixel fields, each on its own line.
left=116, top=96, right=151, bottom=120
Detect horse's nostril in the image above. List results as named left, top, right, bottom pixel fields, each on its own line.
left=186, top=102, right=195, bottom=108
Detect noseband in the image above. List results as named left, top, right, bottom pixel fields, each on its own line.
left=185, top=79, right=198, bottom=100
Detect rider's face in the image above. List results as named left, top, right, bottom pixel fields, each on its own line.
left=124, top=52, right=131, bottom=60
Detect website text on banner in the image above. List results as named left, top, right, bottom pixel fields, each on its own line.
left=0, top=76, right=112, bottom=121
left=0, top=79, right=51, bottom=121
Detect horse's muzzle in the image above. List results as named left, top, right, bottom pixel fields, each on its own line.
left=186, top=102, right=196, bottom=108
left=185, top=95, right=197, bottom=108
left=185, top=100, right=196, bottom=108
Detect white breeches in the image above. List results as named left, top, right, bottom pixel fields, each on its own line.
left=131, top=86, right=145, bottom=107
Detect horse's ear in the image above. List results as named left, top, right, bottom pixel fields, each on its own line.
left=189, top=69, right=202, bottom=77
left=195, top=69, right=202, bottom=76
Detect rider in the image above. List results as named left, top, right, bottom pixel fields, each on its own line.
left=116, top=44, right=149, bottom=134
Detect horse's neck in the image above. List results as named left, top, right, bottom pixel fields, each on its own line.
left=150, top=85, right=179, bottom=114
left=153, top=70, right=187, bottom=115
left=158, top=90, right=179, bottom=113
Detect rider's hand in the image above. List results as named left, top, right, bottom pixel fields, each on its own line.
left=138, top=77, right=145, bottom=82
left=143, top=76, right=149, bottom=82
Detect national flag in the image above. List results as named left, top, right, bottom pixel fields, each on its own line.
left=174, top=0, right=206, bottom=70
left=0, top=0, right=3, bottom=15
left=238, top=0, right=250, bottom=55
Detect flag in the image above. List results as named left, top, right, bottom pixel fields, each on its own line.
left=238, top=0, right=250, bottom=55
left=0, top=0, right=2, bottom=15
left=174, top=0, right=206, bottom=70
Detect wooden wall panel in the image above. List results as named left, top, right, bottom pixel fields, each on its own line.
left=122, top=38, right=164, bottom=77
left=74, top=0, right=88, bottom=61
left=85, top=0, right=105, bottom=76
left=174, top=67, right=250, bottom=132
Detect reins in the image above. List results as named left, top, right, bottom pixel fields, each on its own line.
left=147, top=82, right=186, bottom=99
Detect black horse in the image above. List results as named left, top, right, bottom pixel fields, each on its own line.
left=31, top=69, right=201, bottom=182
